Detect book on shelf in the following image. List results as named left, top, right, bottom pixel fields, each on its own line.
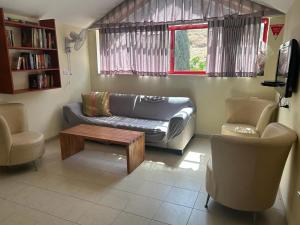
left=13, top=52, right=52, bottom=70
left=5, top=29, right=14, bottom=47
left=21, top=28, right=55, bottom=49
left=28, top=73, right=55, bottom=89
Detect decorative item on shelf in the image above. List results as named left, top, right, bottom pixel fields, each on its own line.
left=5, top=17, right=39, bottom=26
left=64, top=29, right=87, bottom=75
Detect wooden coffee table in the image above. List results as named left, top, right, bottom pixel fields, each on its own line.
left=60, top=124, right=145, bottom=174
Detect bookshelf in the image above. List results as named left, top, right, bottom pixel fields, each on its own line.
left=0, top=8, right=61, bottom=94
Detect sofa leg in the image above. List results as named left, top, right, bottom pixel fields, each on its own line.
left=204, top=194, right=210, bottom=209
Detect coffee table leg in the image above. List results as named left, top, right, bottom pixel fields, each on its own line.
left=60, top=134, right=85, bottom=160
left=126, top=135, right=145, bottom=174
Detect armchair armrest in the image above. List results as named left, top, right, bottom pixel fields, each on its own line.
left=168, top=107, right=194, bottom=139
left=0, top=115, right=12, bottom=165
left=256, top=103, right=278, bottom=135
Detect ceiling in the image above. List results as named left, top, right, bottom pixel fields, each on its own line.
left=254, top=0, right=294, bottom=13
left=0, top=0, right=294, bottom=28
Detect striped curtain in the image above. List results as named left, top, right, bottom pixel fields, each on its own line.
left=100, top=25, right=168, bottom=76
left=91, top=0, right=281, bottom=77
left=206, top=16, right=262, bottom=77
left=90, top=0, right=281, bottom=29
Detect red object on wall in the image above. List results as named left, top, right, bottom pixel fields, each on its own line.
left=270, top=24, right=284, bottom=39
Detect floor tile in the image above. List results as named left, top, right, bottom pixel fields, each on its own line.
left=124, top=195, right=162, bottom=219
left=148, top=221, right=169, bottom=225
left=0, top=199, right=17, bottom=222
left=173, top=176, right=203, bottom=191
left=0, top=137, right=287, bottom=225
left=0, top=199, right=76, bottom=225
left=194, top=192, right=208, bottom=210
left=153, top=202, right=192, bottom=225
left=136, top=180, right=172, bottom=200
left=9, top=185, right=91, bottom=222
left=112, top=212, right=150, bottom=225
left=95, top=189, right=134, bottom=210
left=165, top=187, right=198, bottom=207
left=187, top=209, right=224, bottom=225
left=77, top=204, right=120, bottom=225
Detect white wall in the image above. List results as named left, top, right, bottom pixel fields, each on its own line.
left=277, top=1, right=300, bottom=224
left=0, top=18, right=91, bottom=139
left=88, top=16, right=284, bottom=135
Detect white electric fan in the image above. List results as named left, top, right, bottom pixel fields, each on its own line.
left=65, top=29, right=87, bottom=75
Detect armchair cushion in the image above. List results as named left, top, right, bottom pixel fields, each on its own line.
left=221, top=123, right=259, bottom=138
left=10, top=131, right=45, bottom=165
left=223, top=97, right=277, bottom=137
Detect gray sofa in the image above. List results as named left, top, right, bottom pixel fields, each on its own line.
left=63, top=93, right=196, bottom=153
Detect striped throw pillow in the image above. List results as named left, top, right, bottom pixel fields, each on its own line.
left=81, top=92, right=112, bottom=117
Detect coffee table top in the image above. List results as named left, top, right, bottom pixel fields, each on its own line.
left=60, top=124, right=144, bottom=146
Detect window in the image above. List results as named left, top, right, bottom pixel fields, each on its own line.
left=95, top=18, right=269, bottom=76
left=261, top=18, right=269, bottom=45
left=168, top=18, right=269, bottom=75
left=169, top=24, right=208, bottom=75
left=257, top=18, right=269, bottom=75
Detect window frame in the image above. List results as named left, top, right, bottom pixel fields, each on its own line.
left=169, top=24, right=208, bottom=75
left=261, top=18, right=269, bottom=44
left=168, top=18, right=269, bottom=75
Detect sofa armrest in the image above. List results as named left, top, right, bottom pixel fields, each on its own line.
left=63, top=102, right=89, bottom=128
left=168, top=107, right=194, bottom=139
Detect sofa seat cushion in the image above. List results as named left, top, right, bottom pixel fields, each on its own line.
left=10, top=131, right=45, bottom=165
left=84, top=116, right=169, bottom=143
left=221, top=123, right=259, bottom=138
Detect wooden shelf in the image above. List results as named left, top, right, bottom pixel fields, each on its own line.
left=8, top=46, right=57, bottom=51
left=14, top=87, right=61, bottom=94
left=4, top=20, right=55, bottom=30
left=0, top=8, right=61, bottom=94
left=11, top=68, right=60, bottom=73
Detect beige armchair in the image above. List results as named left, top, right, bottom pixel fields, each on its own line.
left=0, top=103, right=45, bottom=169
left=205, top=123, right=297, bottom=223
left=222, top=97, right=277, bottom=137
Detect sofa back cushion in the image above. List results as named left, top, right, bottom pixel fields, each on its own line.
left=82, top=92, right=112, bottom=117
left=109, top=93, right=194, bottom=121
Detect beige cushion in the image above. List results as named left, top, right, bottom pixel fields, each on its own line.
left=81, top=92, right=112, bottom=117
left=10, top=132, right=45, bottom=165
left=221, top=123, right=259, bottom=138
left=223, top=97, right=277, bottom=137
left=206, top=123, right=297, bottom=212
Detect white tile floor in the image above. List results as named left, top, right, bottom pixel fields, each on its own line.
left=0, top=137, right=286, bottom=225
